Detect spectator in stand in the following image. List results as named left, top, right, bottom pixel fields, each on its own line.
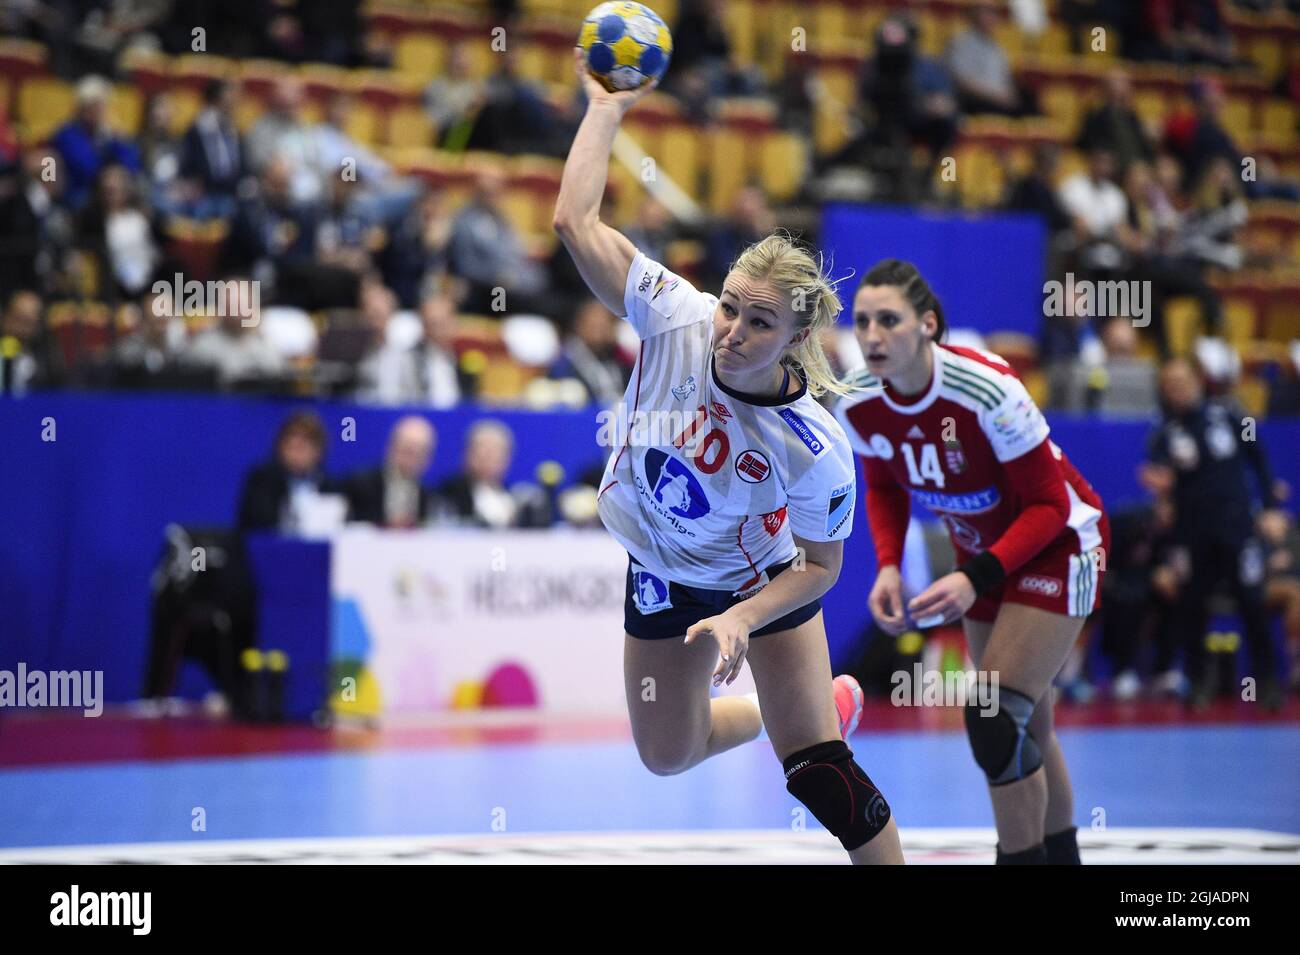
left=343, top=415, right=437, bottom=527
left=381, top=187, right=453, bottom=309
left=112, top=284, right=185, bottom=385
left=298, top=0, right=362, bottom=66
left=315, top=175, right=380, bottom=280
left=236, top=409, right=339, bottom=532
left=548, top=297, right=631, bottom=407
left=311, top=93, right=420, bottom=227
left=245, top=78, right=323, bottom=203
left=179, top=79, right=244, bottom=220
left=0, top=146, right=76, bottom=300
left=837, top=15, right=957, bottom=199
left=620, top=196, right=675, bottom=266
left=1096, top=316, right=1159, bottom=414
left=50, top=76, right=141, bottom=210
left=1127, top=0, right=1236, bottom=67
left=1166, top=77, right=1300, bottom=201
left=466, top=46, right=563, bottom=156
left=0, top=289, right=64, bottom=395
left=180, top=276, right=285, bottom=389
left=945, top=7, right=1037, bottom=116
left=1077, top=71, right=1155, bottom=175
left=697, top=185, right=777, bottom=291
left=663, top=0, right=765, bottom=99
left=447, top=166, right=548, bottom=316
left=226, top=157, right=358, bottom=310
left=1125, top=157, right=1229, bottom=352
left=355, top=286, right=465, bottom=408
left=424, top=45, right=487, bottom=150
left=77, top=163, right=168, bottom=301
left=432, top=418, right=552, bottom=528
left=1099, top=495, right=1186, bottom=700
left=138, top=93, right=187, bottom=217
left=1005, top=143, right=1072, bottom=234
left=1058, top=146, right=1137, bottom=280
left=352, top=281, right=399, bottom=398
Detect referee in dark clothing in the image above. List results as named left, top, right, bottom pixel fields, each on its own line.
left=1141, top=358, right=1291, bottom=709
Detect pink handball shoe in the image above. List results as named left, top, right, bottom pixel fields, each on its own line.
left=833, top=674, right=864, bottom=739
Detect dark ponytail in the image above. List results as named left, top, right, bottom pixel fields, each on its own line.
left=858, top=259, right=946, bottom=342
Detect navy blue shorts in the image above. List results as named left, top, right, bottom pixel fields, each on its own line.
left=624, top=555, right=822, bottom=640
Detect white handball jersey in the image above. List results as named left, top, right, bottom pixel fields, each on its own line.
left=595, top=251, right=857, bottom=591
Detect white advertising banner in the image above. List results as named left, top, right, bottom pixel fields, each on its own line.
left=330, top=527, right=630, bottom=715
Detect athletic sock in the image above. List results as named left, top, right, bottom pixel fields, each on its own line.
left=1045, top=826, right=1082, bottom=865
left=995, top=842, right=1049, bottom=865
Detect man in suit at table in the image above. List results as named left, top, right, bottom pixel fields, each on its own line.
left=343, top=415, right=437, bottom=528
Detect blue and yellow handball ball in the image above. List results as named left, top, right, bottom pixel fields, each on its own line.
left=578, top=2, right=672, bottom=93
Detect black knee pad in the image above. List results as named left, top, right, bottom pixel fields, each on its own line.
left=783, top=740, right=892, bottom=851
left=964, top=686, right=1042, bottom=785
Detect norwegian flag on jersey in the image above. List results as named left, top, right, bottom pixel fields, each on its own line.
left=736, top=450, right=770, bottom=482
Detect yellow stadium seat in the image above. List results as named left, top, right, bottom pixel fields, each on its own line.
left=727, top=0, right=758, bottom=69
left=387, top=106, right=434, bottom=149
left=1220, top=97, right=1254, bottom=144
left=394, top=35, right=443, bottom=79
left=1223, top=298, right=1258, bottom=348
left=1040, top=83, right=1081, bottom=138
left=1266, top=302, right=1300, bottom=342
left=1260, top=99, right=1297, bottom=148
left=18, top=77, right=75, bottom=142
left=707, top=125, right=748, bottom=215
left=1234, top=376, right=1269, bottom=418
left=1248, top=36, right=1284, bottom=83
left=1165, top=297, right=1203, bottom=356
left=993, top=20, right=1025, bottom=68
left=1133, top=88, right=1166, bottom=128
left=165, top=87, right=203, bottom=135
left=345, top=107, right=380, bottom=147
left=759, top=131, right=807, bottom=204
left=658, top=124, right=701, bottom=200
left=234, top=98, right=264, bottom=134
left=499, top=186, right=538, bottom=240
left=108, top=86, right=142, bottom=136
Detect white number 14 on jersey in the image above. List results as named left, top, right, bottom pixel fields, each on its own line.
left=901, top=443, right=945, bottom=488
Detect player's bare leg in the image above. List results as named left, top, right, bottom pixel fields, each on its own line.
left=967, top=604, right=1086, bottom=855
left=964, top=619, right=1076, bottom=842
left=623, top=632, right=762, bottom=775
left=747, top=612, right=905, bottom=864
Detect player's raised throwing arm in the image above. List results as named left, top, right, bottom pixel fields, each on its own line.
left=552, top=48, right=658, bottom=317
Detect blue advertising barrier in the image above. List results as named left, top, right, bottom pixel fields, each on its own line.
left=821, top=204, right=1049, bottom=337
left=2, top=392, right=1296, bottom=703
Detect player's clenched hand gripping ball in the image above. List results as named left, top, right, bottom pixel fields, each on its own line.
left=577, top=2, right=672, bottom=93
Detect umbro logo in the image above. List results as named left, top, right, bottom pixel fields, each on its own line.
left=907, top=425, right=925, bottom=440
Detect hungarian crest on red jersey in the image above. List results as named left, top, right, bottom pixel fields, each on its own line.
left=943, top=438, right=967, bottom=474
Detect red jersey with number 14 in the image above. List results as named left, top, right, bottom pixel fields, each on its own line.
left=833, top=343, right=1105, bottom=580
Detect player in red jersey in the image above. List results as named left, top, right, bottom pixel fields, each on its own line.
left=835, top=260, right=1110, bottom=865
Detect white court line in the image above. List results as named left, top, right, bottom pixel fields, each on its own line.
left=1, top=829, right=1297, bottom=865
